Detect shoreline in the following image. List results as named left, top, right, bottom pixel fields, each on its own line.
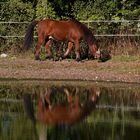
left=0, top=57, right=139, bottom=84
left=0, top=78, right=140, bottom=85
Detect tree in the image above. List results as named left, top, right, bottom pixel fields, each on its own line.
left=117, top=0, right=140, bottom=20
left=35, top=0, right=56, bottom=19
left=48, top=0, right=74, bottom=19
left=0, top=0, right=34, bottom=21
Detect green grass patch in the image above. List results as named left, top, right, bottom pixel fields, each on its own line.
left=112, top=55, right=140, bottom=62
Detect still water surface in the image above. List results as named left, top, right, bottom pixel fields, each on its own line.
left=0, top=81, right=139, bottom=140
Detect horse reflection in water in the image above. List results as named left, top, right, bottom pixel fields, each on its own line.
left=23, top=86, right=100, bottom=140
left=37, top=87, right=100, bottom=125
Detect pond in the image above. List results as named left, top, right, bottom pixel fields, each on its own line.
left=0, top=80, right=139, bottom=140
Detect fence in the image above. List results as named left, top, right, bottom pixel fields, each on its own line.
left=0, top=20, right=140, bottom=38
left=0, top=20, right=140, bottom=55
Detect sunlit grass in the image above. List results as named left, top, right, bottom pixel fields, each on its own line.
left=112, top=55, right=140, bottom=62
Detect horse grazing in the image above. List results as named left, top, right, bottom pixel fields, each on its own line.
left=23, top=18, right=101, bottom=61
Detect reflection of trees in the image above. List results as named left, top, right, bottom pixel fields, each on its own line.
left=99, top=86, right=140, bottom=107
left=0, top=114, right=37, bottom=140
left=23, top=86, right=100, bottom=140
left=0, top=83, right=140, bottom=140
left=0, top=84, right=139, bottom=114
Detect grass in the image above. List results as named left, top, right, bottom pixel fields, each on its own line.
left=112, top=55, right=140, bottom=62
left=0, top=52, right=140, bottom=83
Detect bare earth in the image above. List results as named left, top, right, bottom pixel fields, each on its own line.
left=0, top=57, right=140, bottom=83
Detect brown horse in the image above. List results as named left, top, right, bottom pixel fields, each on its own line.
left=23, top=18, right=101, bottom=61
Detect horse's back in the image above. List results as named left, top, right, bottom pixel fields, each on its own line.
left=38, top=19, right=70, bottom=28
left=37, top=19, right=53, bottom=31
left=37, top=19, right=84, bottom=42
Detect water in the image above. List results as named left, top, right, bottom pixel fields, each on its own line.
left=0, top=81, right=139, bottom=140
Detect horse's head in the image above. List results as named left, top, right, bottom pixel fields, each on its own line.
left=99, top=49, right=111, bottom=62
left=93, top=48, right=111, bottom=62
left=88, top=36, right=111, bottom=62
left=94, top=49, right=101, bottom=59
left=89, top=43, right=101, bottom=59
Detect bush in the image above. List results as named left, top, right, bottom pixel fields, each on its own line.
left=0, top=0, right=34, bottom=21
left=36, top=0, right=56, bottom=19
left=0, top=0, right=34, bottom=53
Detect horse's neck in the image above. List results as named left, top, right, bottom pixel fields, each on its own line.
left=85, top=35, right=95, bottom=46
left=80, top=26, right=95, bottom=45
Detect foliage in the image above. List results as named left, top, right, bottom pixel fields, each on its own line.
left=72, top=0, right=113, bottom=20
left=47, top=0, right=72, bottom=19
left=0, top=0, right=140, bottom=55
left=0, top=83, right=140, bottom=140
left=0, top=0, right=34, bottom=21
left=36, top=0, right=56, bottom=19
left=118, top=0, right=140, bottom=20
left=0, top=0, right=35, bottom=52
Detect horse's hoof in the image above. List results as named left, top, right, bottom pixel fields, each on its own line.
left=61, top=54, right=66, bottom=59
left=53, top=57, right=59, bottom=61
left=76, top=58, right=81, bottom=62
left=46, top=56, right=53, bottom=60
left=35, top=56, right=41, bottom=61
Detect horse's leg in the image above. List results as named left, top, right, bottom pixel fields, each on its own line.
left=74, top=40, right=81, bottom=61
left=74, top=87, right=80, bottom=107
left=35, top=42, right=41, bottom=60
left=57, top=42, right=64, bottom=60
left=65, top=88, right=81, bottom=112
left=34, top=35, right=44, bottom=60
left=45, top=40, right=53, bottom=60
left=89, top=87, right=100, bottom=103
left=63, top=42, right=73, bottom=59
left=44, top=88, right=52, bottom=109
left=64, top=88, right=73, bottom=103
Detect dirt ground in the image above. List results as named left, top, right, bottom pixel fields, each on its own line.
left=0, top=56, right=140, bottom=83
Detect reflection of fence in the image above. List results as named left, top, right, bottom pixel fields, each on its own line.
left=0, top=20, right=140, bottom=38
left=0, top=98, right=139, bottom=111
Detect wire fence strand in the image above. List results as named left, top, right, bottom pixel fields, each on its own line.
left=1, top=34, right=140, bottom=38
left=0, top=20, right=140, bottom=38
left=0, top=20, right=140, bottom=24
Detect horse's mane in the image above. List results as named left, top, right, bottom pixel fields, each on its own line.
left=70, top=18, right=96, bottom=44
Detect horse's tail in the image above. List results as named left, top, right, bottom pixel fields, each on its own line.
left=23, top=93, right=35, bottom=122
left=23, top=20, right=38, bottom=50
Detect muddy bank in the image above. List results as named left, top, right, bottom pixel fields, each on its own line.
left=0, top=57, right=139, bottom=83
